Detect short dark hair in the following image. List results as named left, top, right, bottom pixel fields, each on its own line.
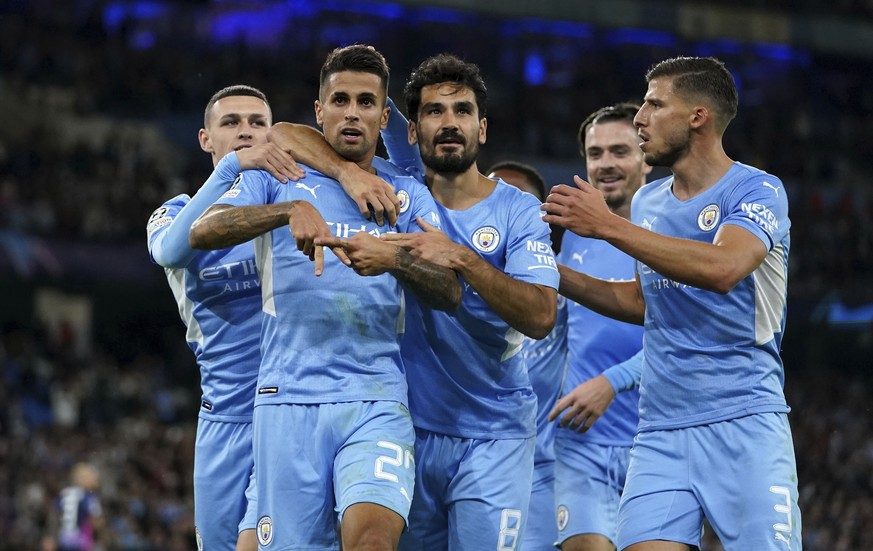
left=204, top=84, right=268, bottom=128
left=577, top=102, right=641, bottom=159
left=319, top=44, right=389, bottom=100
left=403, top=53, right=487, bottom=122
left=645, top=56, right=738, bottom=132
left=486, top=160, right=546, bottom=202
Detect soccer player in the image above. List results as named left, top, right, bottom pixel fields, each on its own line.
left=147, top=84, right=398, bottom=551
left=189, top=45, right=461, bottom=551
left=486, top=160, right=569, bottom=551
left=52, top=462, right=104, bottom=551
left=546, top=104, right=650, bottom=551
left=382, top=54, right=560, bottom=550
left=543, top=56, right=801, bottom=551
left=147, top=84, right=301, bottom=551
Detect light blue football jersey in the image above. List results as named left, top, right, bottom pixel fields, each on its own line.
left=632, top=162, right=791, bottom=431
left=523, top=295, right=568, bottom=465
left=148, top=195, right=261, bottom=422
left=556, top=231, right=643, bottom=446
left=402, top=182, right=560, bottom=439
left=215, top=163, right=441, bottom=407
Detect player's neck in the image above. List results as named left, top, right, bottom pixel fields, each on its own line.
left=611, top=202, right=632, bottom=221
left=351, top=154, right=376, bottom=174
left=428, top=165, right=496, bottom=210
left=670, top=142, right=733, bottom=201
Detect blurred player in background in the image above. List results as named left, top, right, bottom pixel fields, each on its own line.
left=49, top=462, right=104, bottom=551
left=547, top=103, right=648, bottom=551
left=544, top=56, right=801, bottom=551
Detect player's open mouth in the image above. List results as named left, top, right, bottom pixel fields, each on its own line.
left=234, top=144, right=252, bottom=151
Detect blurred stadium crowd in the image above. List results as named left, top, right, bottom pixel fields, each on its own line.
left=1, top=1, right=871, bottom=550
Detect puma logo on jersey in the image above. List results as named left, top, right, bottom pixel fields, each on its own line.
left=571, top=250, right=588, bottom=265
left=296, top=182, right=321, bottom=199
left=762, top=181, right=780, bottom=196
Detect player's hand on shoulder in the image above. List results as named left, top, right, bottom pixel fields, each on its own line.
left=542, top=178, right=611, bottom=238
left=237, top=143, right=305, bottom=183
left=338, top=166, right=399, bottom=227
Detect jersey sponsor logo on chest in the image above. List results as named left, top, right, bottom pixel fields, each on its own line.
left=199, top=259, right=258, bottom=281
left=327, top=221, right=392, bottom=238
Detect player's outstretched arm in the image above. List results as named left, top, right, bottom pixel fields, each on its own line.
left=315, top=234, right=461, bottom=311
left=191, top=201, right=350, bottom=276
left=149, top=148, right=301, bottom=269
left=190, top=203, right=298, bottom=250
left=268, top=122, right=399, bottom=226
left=558, top=264, right=645, bottom=325
left=544, top=178, right=768, bottom=294
left=389, top=248, right=462, bottom=312
left=383, top=218, right=556, bottom=339
left=381, top=97, right=423, bottom=174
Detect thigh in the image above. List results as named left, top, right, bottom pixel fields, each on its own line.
left=521, top=460, right=557, bottom=551
left=342, top=502, right=406, bottom=551
left=334, top=401, right=416, bottom=528
left=691, top=413, right=802, bottom=551
left=239, top=463, right=257, bottom=533
left=617, top=430, right=703, bottom=551
left=449, top=437, right=535, bottom=551
left=253, top=404, right=339, bottom=551
left=194, top=418, right=253, bottom=551
left=554, top=439, right=628, bottom=548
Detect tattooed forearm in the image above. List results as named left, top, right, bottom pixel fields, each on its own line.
left=190, top=203, right=294, bottom=250
left=390, top=248, right=462, bottom=311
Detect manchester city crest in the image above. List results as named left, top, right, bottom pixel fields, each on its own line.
left=472, top=226, right=500, bottom=252
left=697, top=204, right=720, bottom=232
left=257, top=515, right=274, bottom=546
left=397, top=190, right=411, bottom=214
left=556, top=504, right=570, bottom=531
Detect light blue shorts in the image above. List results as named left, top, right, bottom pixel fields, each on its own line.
left=399, top=428, right=535, bottom=551
left=553, top=438, right=629, bottom=548
left=253, top=401, right=415, bottom=550
left=521, top=459, right=558, bottom=551
left=194, top=417, right=255, bottom=551
left=617, top=412, right=802, bottom=551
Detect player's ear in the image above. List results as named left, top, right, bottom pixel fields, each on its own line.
left=408, top=120, right=418, bottom=145
left=380, top=103, right=390, bottom=130
left=314, top=99, right=324, bottom=126
left=689, top=106, right=708, bottom=129
left=198, top=128, right=212, bottom=153
left=478, top=117, right=487, bottom=145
